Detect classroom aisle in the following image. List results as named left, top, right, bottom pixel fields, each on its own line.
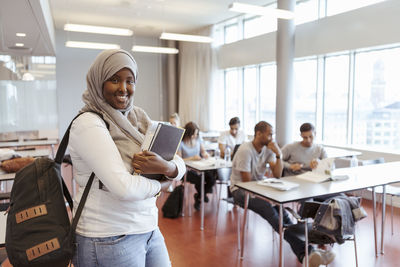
left=158, top=185, right=400, bottom=267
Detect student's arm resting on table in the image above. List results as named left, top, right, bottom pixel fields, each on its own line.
left=70, top=113, right=161, bottom=201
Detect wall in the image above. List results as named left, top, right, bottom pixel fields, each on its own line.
left=55, top=30, right=166, bottom=137
left=218, top=0, right=400, bottom=68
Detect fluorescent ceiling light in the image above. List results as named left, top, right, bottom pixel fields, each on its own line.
left=64, top=23, right=133, bottom=36
left=229, top=2, right=295, bottom=20
left=132, top=45, right=179, bottom=54
left=16, top=33, right=26, bottom=37
left=65, top=41, right=120, bottom=50
left=15, top=43, right=24, bottom=47
left=160, top=33, right=213, bottom=43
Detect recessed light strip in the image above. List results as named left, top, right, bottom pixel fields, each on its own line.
left=160, top=33, right=213, bottom=43
left=64, top=24, right=133, bottom=36
left=229, top=2, right=295, bottom=20
left=65, top=41, right=120, bottom=50
left=132, top=45, right=179, bottom=54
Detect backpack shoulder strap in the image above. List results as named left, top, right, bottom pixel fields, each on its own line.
left=56, top=111, right=109, bottom=211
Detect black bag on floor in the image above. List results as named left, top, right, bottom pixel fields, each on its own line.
left=5, top=112, right=105, bottom=267
left=162, top=185, right=184, bottom=218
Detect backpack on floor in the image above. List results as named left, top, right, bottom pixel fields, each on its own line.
left=162, top=185, right=184, bottom=218
left=5, top=112, right=105, bottom=267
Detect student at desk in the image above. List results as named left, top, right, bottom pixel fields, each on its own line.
left=177, top=121, right=216, bottom=211
left=230, top=121, right=334, bottom=267
left=218, top=117, right=246, bottom=159
left=281, top=122, right=327, bottom=177
left=169, top=113, right=180, bottom=127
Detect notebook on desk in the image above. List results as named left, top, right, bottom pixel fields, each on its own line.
left=257, top=178, right=299, bottom=191
left=295, top=157, right=349, bottom=183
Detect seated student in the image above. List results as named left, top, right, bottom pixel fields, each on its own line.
left=177, top=122, right=216, bottom=211
left=218, top=117, right=246, bottom=159
left=230, top=121, right=335, bottom=266
left=282, top=122, right=327, bottom=177
left=169, top=113, right=180, bottom=127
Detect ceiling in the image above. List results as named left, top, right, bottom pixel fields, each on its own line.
left=0, top=0, right=275, bottom=57
left=0, top=0, right=275, bottom=80
left=50, top=0, right=272, bottom=36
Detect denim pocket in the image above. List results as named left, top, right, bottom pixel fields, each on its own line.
left=96, top=234, right=127, bottom=245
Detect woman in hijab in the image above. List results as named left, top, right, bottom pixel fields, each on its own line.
left=69, top=49, right=185, bottom=267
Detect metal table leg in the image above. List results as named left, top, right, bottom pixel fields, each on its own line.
left=200, top=171, right=205, bottom=230
left=240, top=192, right=249, bottom=260
left=381, top=185, right=386, bottom=254
left=182, top=172, right=187, bottom=217
left=279, top=204, right=284, bottom=267
left=372, top=187, right=378, bottom=257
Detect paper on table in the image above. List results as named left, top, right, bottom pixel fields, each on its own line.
left=257, top=178, right=299, bottom=191
left=189, top=158, right=218, bottom=168
left=296, top=158, right=335, bottom=183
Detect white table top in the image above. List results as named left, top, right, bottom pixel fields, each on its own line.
left=236, top=161, right=400, bottom=204
left=0, top=173, right=15, bottom=181
left=0, top=139, right=58, bottom=148
left=17, top=149, right=51, bottom=158
left=0, top=213, right=7, bottom=245
left=325, top=147, right=362, bottom=158
left=186, top=158, right=232, bottom=171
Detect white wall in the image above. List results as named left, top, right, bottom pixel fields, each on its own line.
left=55, top=30, right=166, bottom=137
left=218, top=0, right=400, bottom=68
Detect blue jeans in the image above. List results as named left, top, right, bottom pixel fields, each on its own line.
left=72, top=228, right=171, bottom=267
left=232, top=189, right=312, bottom=262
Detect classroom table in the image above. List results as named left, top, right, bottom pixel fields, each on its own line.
left=325, top=147, right=362, bottom=158
left=184, top=159, right=232, bottom=230
left=0, top=139, right=58, bottom=158
left=236, top=161, right=400, bottom=267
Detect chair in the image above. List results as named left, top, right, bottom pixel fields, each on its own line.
left=285, top=199, right=360, bottom=267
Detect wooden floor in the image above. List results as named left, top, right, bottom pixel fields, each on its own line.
left=157, top=184, right=400, bottom=267
left=2, top=184, right=400, bottom=267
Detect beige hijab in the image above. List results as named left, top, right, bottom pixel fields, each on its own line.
left=80, top=49, right=151, bottom=146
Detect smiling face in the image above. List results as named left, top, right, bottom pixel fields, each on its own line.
left=102, top=68, right=135, bottom=110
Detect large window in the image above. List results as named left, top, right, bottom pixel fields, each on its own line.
left=225, top=69, right=242, bottom=126
left=295, top=0, right=319, bottom=25
left=215, top=0, right=385, bottom=46
left=221, top=65, right=276, bottom=135
left=0, top=80, right=58, bottom=132
left=293, top=58, right=318, bottom=140
left=326, top=0, right=386, bottom=16
left=259, top=64, right=276, bottom=127
left=243, top=67, right=258, bottom=134
left=353, top=47, right=400, bottom=150
left=243, top=16, right=277, bottom=39
left=224, top=23, right=239, bottom=44
left=323, top=54, right=350, bottom=145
